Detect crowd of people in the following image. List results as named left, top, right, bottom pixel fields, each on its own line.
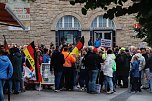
left=0, top=42, right=152, bottom=101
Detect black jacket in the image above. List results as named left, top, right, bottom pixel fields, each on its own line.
left=147, top=55, right=152, bottom=72
left=116, top=52, right=130, bottom=76
left=9, top=48, right=22, bottom=80
left=51, top=50, right=65, bottom=72
left=83, top=52, right=101, bottom=71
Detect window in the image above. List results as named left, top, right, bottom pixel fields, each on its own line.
left=91, top=16, right=115, bottom=29
left=56, top=15, right=81, bottom=30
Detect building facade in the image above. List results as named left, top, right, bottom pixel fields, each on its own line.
left=0, top=0, right=141, bottom=47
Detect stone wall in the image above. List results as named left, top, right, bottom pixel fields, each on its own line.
left=0, top=0, right=141, bottom=47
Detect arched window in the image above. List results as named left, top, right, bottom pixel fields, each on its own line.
left=91, top=16, right=115, bottom=30
left=90, top=16, right=116, bottom=47
left=56, top=15, right=81, bottom=30
left=56, top=15, right=81, bottom=46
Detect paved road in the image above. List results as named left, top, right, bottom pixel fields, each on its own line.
left=4, top=88, right=152, bottom=101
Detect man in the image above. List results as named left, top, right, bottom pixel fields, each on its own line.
left=0, top=45, right=13, bottom=101
left=9, top=47, right=22, bottom=94
left=116, top=48, right=130, bottom=88
left=62, top=47, right=76, bottom=90
left=51, top=46, right=65, bottom=92
left=141, top=48, right=149, bottom=89
left=83, top=47, right=101, bottom=93
left=148, top=51, right=152, bottom=93
left=94, top=38, right=101, bottom=48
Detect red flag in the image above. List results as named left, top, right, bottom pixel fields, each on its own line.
left=71, top=36, right=84, bottom=56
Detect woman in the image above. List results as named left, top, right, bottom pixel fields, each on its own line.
left=103, top=49, right=115, bottom=94
left=0, top=45, right=13, bottom=101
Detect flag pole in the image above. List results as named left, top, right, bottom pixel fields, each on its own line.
left=8, top=79, right=10, bottom=101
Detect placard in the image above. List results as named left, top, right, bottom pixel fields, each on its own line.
left=41, top=63, right=54, bottom=84
left=101, top=39, right=112, bottom=47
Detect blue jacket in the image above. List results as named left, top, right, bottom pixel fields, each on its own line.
left=131, top=60, right=140, bottom=78
left=94, top=40, right=101, bottom=48
left=42, top=54, right=50, bottom=63
left=0, top=55, right=13, bottom=79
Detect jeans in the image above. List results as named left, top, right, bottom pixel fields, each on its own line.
left=0, top=79, right=5, bottom=101
left=54, top=71, right=62, bottom=90
left=105, top=76, right=113, bottom=92
left=10, top=80, right=20, bottom=93
left=88, top=69, right=99, bottom=92
left=149, top=73, right=152, bottom=92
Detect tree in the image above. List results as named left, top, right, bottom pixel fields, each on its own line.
left=70, top=0, right=152, bottom=46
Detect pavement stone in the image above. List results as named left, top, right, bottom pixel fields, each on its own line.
left=4, top=88, right=152, bottom=101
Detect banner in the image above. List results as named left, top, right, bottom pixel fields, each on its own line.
left=23, top=66, right=36, bottom=80
left=101, top=39, right=112, bottom=47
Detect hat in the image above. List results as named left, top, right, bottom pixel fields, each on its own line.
left=93, top=48, right=98, bottom=53
left=121, top=47, right=126, bottom=51
left=135, top=53, right=142, bottom=58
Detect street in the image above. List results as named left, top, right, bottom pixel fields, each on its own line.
left=5, top=88, right=152, bottom=101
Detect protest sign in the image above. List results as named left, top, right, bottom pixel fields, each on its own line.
left=40, top=63, right=54, bottom=85
left=101, top=39, right=112, bottom=47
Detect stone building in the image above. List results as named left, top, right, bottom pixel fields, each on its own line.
left=0, top=0, right=141, bottom=47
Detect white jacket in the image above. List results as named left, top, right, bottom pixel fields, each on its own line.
left=103, top=54, right=115, bottom=77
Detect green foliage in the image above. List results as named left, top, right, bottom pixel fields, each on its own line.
left=70, top=0, right=152, bottom=47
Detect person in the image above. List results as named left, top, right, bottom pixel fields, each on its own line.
left=36, top=50, right=43, bottom=82
left=148, top=53, right=152, bottom=93
left=42, top=48, right=50, bottom=63
left=130, top=56, right=140, bottom=93
left=62, top=47, right=76, bottom=90
left=20, top=46, right=26, bottom=92
left=79, top=50, right=87, bottom=90
left=94, top=38, right=101, bottom=48
left=88, top=37, right=93, bottom=46
left=51, top=46, right=65, bottom=92
left=0, top=45, right=13, bottom=101
left=131, top=50, right=145, bottom=91
left=98, top=50, right=105, bottom=91
left=141, top=48, right=149, bottom=89
left=83, top=47, right=101, bottom=93
left=9, top=47, right=22, bottom=94
left=116, top=48, right=130, bottom=88
left=103, top=49, right=115, bottom=94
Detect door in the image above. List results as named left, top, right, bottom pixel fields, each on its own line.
left=94, top=31, right=112, bottom=40
left=94, top=31, right=113, bottom=47
left=56, top=30, right=81, bottom=46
